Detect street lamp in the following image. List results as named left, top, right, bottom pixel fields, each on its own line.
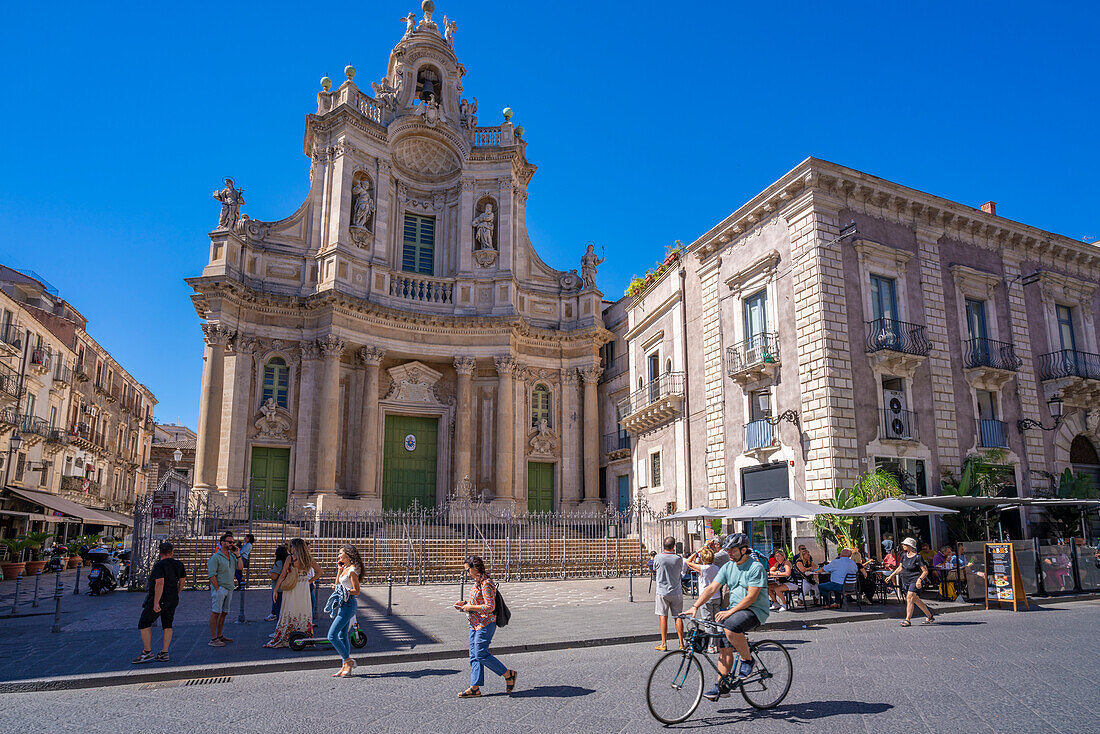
left=9, top=431, right=23, bottom=454
left=172, top=448, right=183, bottom=465
left=1018, top=393, right=1064, bottom=432
left=765, top=410, right=800, bottom=427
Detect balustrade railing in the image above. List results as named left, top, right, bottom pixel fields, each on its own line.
left=30, top=349, right=50, bottom=367
left=1037, top=349, right=1100, bottom=381
left=963, top=337, right=1021, bottom=371
left=865, top=318, right=932, bottom=356
left=603, top=431, right=631, bottom=454
left=727, top=332, right=780, bottom=375
left=473, top=127, right=502, bottom=146
left=354, top=91, right=383, bottom=124
left=53, top=362, right=72, bottom=385
left=977, top=419, right=1008, bottom=448
left=616, top=371, right=685, bottom=418
left=389, top=273, right=454, bottom=304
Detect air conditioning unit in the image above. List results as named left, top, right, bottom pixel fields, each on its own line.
left=884, top=390, right=910, bottom=438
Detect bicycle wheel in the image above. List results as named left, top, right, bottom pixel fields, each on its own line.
left=646, top=651, right=704, bottom=725
left=740, top=640, right=792, bottom=710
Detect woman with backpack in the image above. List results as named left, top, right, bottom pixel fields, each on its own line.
left=454, top=555, right=517, bottom=698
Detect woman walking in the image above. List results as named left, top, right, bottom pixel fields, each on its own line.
left=327, top=544, right=363, bottom=678
left=264, top=538, right=316, bottom=648
left=883, top=537, right=935, bottom=626
left=455, top=555, right=517, bottom=698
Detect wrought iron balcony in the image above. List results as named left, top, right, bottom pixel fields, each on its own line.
left=617, top=372, right=685, bottom=434
left=46, top=428, right=69, bottom=445
left=52, top=362, right=72, bottom=387
left=963, top=337, right=1021, bottom=372
left=865, top=318, right=932, bottom=356
left=726, top=332, right=780, bottom=385
left=880, top=408, right=918, bottom=442
left=599, top=355, right=628, bottom=383
left=1037, top=349, right=1100, bottom=382
left=977, top=419, right=1008, bottom=448
left=0, top=362, right=22, bottom=401
left=744, top=419, right=778, bottom=452
left=603, top=431, right=631, bottom=458
left=0, top=323, right=22, bottom=352
left=73, top=360, right=90, bottom=381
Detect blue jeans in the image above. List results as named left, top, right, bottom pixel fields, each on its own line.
left=326, top=595, right=358, bottom=661
left=819, top=581, right=843, bottom=605
left=468, top=622, right=508, bottom=687
left=271, top=590, right=282, bottom=617
left=310, top=583, right=317, bottom=619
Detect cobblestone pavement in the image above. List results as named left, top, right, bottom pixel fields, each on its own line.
left=2, top=598, right=1096, bottom=733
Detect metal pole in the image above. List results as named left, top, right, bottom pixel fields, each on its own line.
left=73, top=564, right=81, bottom=595
left=11, top=573, right=22, bottom=614
left=386, top=575, right=392, bottom=616
left=628, top=568, right=633, bottom=603
left=31, top=570, right=41, bottom=608
left=51, top=593, right=62, bottom=633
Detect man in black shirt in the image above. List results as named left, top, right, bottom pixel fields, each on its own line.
left=133, top=542, right=187, bottom=664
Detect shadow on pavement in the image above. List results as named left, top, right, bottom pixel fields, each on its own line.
left=505, top=685, right=596, bottom=699
left=927, top=620, right=986, bottom=626
left=675, top=700, right=893, bottom=727
left=356, top=668, right=460, bottom=679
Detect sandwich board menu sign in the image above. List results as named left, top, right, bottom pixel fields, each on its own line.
left=984, top=542, right=1028, bottom=611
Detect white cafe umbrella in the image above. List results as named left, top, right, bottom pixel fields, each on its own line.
left=843, top=496, right=957, bottom=558
left=717, top=497, right=849, bottom=520
left=662, top=505, right=723, bottom=521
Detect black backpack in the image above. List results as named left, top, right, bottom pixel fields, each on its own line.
left=494, top=588, right=511, bottom=627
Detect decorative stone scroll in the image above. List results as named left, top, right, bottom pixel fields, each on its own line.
left=528, top=419, right=558, bottom=457
left=254, top=397, right=291, bottom=439
left=384, top=361, right=444, bottom=404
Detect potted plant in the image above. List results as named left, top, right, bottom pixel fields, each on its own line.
left=72, top=534, right=101, bottom=566
left=66, top=543, right=82, bottom=569
left=0, top=537, right=32, bottom=580
left=22, top=531, right=54, bottom=576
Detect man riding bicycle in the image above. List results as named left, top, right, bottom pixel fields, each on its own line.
left=687, top=533, right=770, bottom=701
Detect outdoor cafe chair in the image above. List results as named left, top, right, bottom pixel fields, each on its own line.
left=841, top=572, right=862, bottom=611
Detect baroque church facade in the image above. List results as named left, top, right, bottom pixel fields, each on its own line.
left=188, top=4, right=610, bottom=512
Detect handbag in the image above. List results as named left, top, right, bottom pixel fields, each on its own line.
left=280, top=565, right=299, bottom=592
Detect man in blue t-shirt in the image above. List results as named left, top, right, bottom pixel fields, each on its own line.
left=688, top=533, right=770, bottom=700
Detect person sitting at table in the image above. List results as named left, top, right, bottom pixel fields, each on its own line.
left=932, top=545, right=954, bottom=569
left=766, top=549, right=796, bottom=612
left=819, top=548, right=859, bottom=609
left=850, top=549, right=878, bottom=604
left=792, top=547, right=819, bottom=606
left=919, top=542, right=936, bottom=565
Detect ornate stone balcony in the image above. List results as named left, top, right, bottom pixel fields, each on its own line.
left=865, top=318, right=931, bottom=376
left=29, top=349, right=50, bottom=376
left=617, top=372, right=685, bottom=435
left=963, top=337, right=1022, bottom=391
left=1036, top=349, right=1100, bottom=408
left=726, top=332, right=780, bottom=386
left=389, top=272, right=455, bottom=305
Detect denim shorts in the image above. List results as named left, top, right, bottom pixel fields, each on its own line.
left=718, top=609, right=760, bottom=635
left=211, top=585, right=232, bottom=613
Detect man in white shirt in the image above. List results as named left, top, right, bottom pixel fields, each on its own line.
left=818, top=548, right=858, bottom=609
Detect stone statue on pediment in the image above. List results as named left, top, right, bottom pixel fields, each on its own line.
left=444, top=16, right=457, bottom=45
left=212, top=178, right=245, bottom=230
left=581, top=244, right=604, bottom=289
left=401, top=12, right=415, bottom=38
left=472, top=203, right=495, bottom=250
left=373, top=76, right=402, bottom=108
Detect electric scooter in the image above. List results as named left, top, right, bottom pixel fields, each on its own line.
left=287, top=621, right=369, bottom=652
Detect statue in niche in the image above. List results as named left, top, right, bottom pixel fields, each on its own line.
left=400, top=12, right=415, bottom=38
left=254, top=397, right=291, bottom=439
left=373, top=75, right=402, bottom=108
left=444, top=16, right=457, bottom=45
left=472, top=203, right=496, bottom=250
left=580, top=243, right=605, bottom=289
left=459, top=97, right=478, bottom=129
left=529, top=419, right=557, bottom=456
left=351, top=177, right=375, bottom=230
left=212, top=178, right=245, bottom=230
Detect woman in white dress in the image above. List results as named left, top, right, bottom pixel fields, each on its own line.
left=265, top=538, right=320, bottom=648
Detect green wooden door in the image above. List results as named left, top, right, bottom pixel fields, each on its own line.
left=528, top=461, right=554, bottom=513
left=249, top=447, right=289, bottom=512
left=382, top=415, right=438, bottom=510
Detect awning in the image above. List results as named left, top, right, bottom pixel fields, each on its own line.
left=3, top=487, right=123, bottom=526
left=914, top=496, right=1100, bottom=511
left=96, top=510, right=134, bottom=528
left=0, top=509, right=51, bottom=522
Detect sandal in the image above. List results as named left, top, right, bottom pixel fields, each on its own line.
left=921, top=617, right=935, bottom=625
left=504, top=669, right=518, bottom=693
left=458, top=686, right=481, bottom=698
left=900, top=620, right=912, bottom=627
left=654, top=643, right=667, bottom=651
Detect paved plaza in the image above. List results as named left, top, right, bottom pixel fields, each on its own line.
left=1, top=596, right=1096, bottom=733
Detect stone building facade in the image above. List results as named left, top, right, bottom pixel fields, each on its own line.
left=189, top=5, right=609, bottom=513
left=0, top=266, right=156, bottom=537
left=618, top=158, right=1100, bottom=542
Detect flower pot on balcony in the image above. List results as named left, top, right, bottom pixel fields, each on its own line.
left=1, top=562, right=26, bottom=579
left=24, top=560, right=47, bottom=576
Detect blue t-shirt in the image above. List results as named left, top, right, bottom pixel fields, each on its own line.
left=715, top=556, right=771, bottom=625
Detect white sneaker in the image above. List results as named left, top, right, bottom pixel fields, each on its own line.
left=264, top=614, right=277, bottom=621
left=778, top=605, right=788, bottom=612
left=769, top=603, right=780, bottom=610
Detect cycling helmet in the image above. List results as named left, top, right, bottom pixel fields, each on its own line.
left=723, top=533, right=751, bottom=550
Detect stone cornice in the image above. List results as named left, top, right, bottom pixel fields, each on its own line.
left=949, top=264, right=1001, bottom=300
left=625, top=289, right=682, bottom=342
left=853, top=238, right=913, bottom=270
left=724, top=251, right=781, bottom=294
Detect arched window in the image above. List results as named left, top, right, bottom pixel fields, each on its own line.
left=263, top=357, right=289, bottom=408
left=531, top=384, right=551, bottom=427
left=1070, top=435, right=1099, bottom=465
left=665, top=358, right=673, bottom=373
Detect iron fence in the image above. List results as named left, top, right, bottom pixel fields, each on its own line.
left=131, top=487, right=666, bottom=590
left=865, top=317, right=932, bottom=356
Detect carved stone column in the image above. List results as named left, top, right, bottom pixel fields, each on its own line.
left=560, top=369, right=581, bottom=506
left=454, top=356, right=476, bottom=493
left=293, top=341, right=321, bottom=493
left=194, top=324, right=232, bottom=490
left=494, top=356, right=516, bottom=500
left=219, top=335, right=255, bottom=494
left=581, top=364, right=602, bottom=504
left=357, top=346, right=385, bottom=499
left=314, top=335, right=346, bottom=493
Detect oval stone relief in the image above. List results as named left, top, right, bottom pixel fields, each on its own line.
left=392, top=137, right=460, bottom=177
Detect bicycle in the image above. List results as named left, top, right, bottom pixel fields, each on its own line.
left=645, top=614, right=792, bottom=724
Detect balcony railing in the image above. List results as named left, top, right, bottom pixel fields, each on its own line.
left=599, top=355, right=628, bottom=383
left=963, top=337, right=1021, bottom=371
left=726, top=332, right=780, bottom=377
left=74, top=361, right=90, bottom=381
left=603, top=431, right=631, bottom=455
left=617, top=371, right=686, bottom=419
left=880, top=408, right=918, bottom=441
left=0, top=362, right=22, bottom=400
left=977, top=419, right=1008, bottom=448
left=865, top=318, right=932, bottom=356
left=30, top=349, right=50, bottom=367
left=389, top=273, right=454, bottom=304
left=61, top=475, right=100, bottom=497
left=0, top=323, right=21, bottom=351
left=745, top=419, right=777, bottom=451
left=53, top=362, right=72, bottom=386
left=473, top=127, right=502, bottom=146
left=1037, top=349, right=1100, bottom=381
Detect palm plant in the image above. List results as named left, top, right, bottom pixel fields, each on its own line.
left=1038, top=469, right=1098, bottom=539
left=939, top=450, right=1014, bottom=541
left=812, top=469, right=903, bottom=550
left=0, top=537, right=34, bottom=563
left=22, top=531, right=54, bottom=561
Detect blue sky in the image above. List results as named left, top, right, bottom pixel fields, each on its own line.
left=0, top=1, right=1096, bottom=429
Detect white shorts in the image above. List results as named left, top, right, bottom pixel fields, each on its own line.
left=211, top=585, right=232, bottom=613
left=655, top=593, right=683, bottom=617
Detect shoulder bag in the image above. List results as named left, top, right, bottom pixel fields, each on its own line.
left=280, top=564, right=300, bottom=592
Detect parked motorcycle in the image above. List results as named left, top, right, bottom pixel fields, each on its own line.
left=87, top=548, right=120, bottom=595
left=115, top=548, right=131, bottom=588
left=45, top=544, right=69, bottom=573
